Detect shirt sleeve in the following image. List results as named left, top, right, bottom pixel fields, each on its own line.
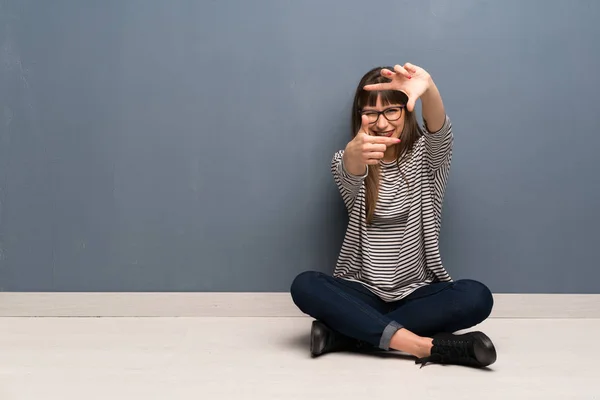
left=422, top=115, right=453, bottom=235
left=331, top=150, right=367, bottom=211
left=422, top=115, right=453, bottom=172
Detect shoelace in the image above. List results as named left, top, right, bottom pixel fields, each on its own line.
left=416, top=338, right=473, bottom=368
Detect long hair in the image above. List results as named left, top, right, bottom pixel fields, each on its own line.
left=351, top=66, right=422, bottom=224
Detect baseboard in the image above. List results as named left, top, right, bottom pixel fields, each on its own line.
left=0, top=293, right=598, bottom=318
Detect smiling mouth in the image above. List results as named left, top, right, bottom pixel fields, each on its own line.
left=375, top=130, right=394, bottom=137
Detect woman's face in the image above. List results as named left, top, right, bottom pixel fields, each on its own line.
left=360, top=95, right=405, bottom=141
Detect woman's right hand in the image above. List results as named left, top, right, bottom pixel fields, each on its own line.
left=343, top=115, right=400, bottom=175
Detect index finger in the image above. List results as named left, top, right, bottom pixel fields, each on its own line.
left=363, top=82, right=393, bottom=92
left=365, top=135, right=401, bottom=145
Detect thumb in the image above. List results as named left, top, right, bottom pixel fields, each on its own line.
left=407, top=96, right=417, bottom=113
left=360, top=114, right=370, bottom=135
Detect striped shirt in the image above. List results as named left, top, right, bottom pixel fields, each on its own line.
left=331, top=115, right=454, bottom=302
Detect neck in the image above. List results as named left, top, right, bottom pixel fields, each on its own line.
left=383, top=146, right=397, bottom=162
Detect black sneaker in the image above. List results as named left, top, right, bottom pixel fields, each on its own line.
left=310, top=320, right=369, bottom=357
left=415, top=331, right=497, bottom=368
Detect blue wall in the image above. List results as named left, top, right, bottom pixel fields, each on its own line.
left=1, top=0, right=599, bottom=292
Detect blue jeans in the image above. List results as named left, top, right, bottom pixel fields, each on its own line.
left=290, top=271, right=494, bottom=350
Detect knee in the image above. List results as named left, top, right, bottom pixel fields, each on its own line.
left=455, top=279, right=494, bottom=324
left=290, top=271, right=322, bottom=309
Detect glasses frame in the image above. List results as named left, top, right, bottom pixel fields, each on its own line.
left=360, top=106, right=405, bottom=125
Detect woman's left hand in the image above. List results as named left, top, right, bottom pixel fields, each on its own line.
left=363, top=63, right=432, bottom=112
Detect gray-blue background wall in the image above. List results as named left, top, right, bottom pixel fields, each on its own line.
left=1, top=0, right=598, bottom=292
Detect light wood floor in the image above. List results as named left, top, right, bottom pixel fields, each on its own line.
left=0, top=317, right=597, bottom=399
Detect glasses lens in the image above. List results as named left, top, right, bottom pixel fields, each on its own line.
left=384, top=108, right=402, bottom=121
left=363, top=112, right=379, bottom=123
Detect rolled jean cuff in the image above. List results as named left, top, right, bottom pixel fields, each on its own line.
left=379, top=321, right=403, bottom=350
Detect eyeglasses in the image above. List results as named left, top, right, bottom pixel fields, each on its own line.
left=360, top=106, right=404, bottom=125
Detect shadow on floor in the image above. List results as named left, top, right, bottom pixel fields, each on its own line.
left=280, top=331, right=416, bottom=361
left=283, top=332, right=310, bottom=351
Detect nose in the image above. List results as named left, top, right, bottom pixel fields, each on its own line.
left=376, top=114, right=389, bottom=130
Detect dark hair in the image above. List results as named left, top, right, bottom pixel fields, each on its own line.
left=351, top=66, right=422, bottom=224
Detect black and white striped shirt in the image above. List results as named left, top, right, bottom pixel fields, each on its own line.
left=331, top=115, right=454, bottom=302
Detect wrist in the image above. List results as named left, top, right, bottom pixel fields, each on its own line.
left=343, top=149, right=367, bottom=177
left=421, top=76, right=436, bottom=101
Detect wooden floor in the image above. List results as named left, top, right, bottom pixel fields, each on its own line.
left=0, top=317, right=597, bottom=399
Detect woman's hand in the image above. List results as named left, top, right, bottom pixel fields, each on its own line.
left=364, top=63, right=446, bottom=132
left=343, top=115, right=401, bottom=175
left=363, top=63, right=432, bottom=113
